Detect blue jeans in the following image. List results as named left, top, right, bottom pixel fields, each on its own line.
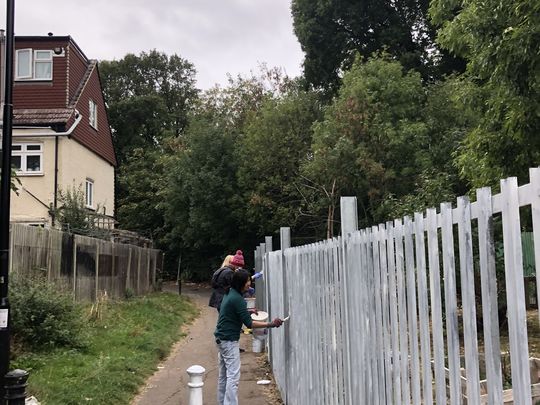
left=217, top=340, right=241, bottom=405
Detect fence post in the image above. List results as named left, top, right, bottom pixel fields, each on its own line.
left=265, top=236, right=273, bottom=360
left=72, top=236, right=77, bottom=299
left=186, top=365, right=205, bottom=405
left=95, top=241, right=100, bottom=301
left=340, top=197, right=358, bottom=237
left=46, top=229, right=52, bottom=281
left=258, top=242, right=266, bottom=313
left=126, top=247, right=132, bottom=292
left=280, top=227, right=291, bottom=404
left=146, top=251, right=151, bottom=292
left=137, top=248, right=142, bottom=295
left=339, top=197, right=357, bottom=404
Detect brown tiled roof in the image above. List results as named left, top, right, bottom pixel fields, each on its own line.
left=69, top=60, right=97, bottom=108
left=13, top=108, right=73, bottom=125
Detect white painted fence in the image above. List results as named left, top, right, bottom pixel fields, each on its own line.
left=256, top=168, right=540, bottom=404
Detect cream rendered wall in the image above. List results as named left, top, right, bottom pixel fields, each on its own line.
left=10, top=132, right=56, bottom=224
left=58, top=137, right=115, bottom=218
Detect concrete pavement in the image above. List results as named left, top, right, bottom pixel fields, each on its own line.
left=131, top=283, right=281, bottom=405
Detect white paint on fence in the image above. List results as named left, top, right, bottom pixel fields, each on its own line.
left=501, top=177, right=532, bottom=405
left=258, top=169, right=540, bottom=405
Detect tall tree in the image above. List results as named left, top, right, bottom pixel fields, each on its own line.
left=163, top=70, right=288, bottom=278
left=292, top=0, right=464, bottom=91
left=431, top=0, right=540, bottom=187
left=99, top=51, right=198, bottom=264
left=100, top=51, right=198, bottom=164
left=237, top=89, right=322, bottom=238
left=302, top=55, right=432, bottom=233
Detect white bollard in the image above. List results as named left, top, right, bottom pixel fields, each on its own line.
left=186, top=365, right=206, bottom=405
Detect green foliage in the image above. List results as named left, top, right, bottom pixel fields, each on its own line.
left=52, top=186, right=106, bottom=236
left=100, top=50, right=198, bottom=164
left=237, top=89, right=322, bottom=236
left=430, top=0, right=540, bottom=187
left=10, top=275, right=87, bottom=351
left=100, top=50, right=199, bottom=268
left=164, top=114, right=241, bottom=278
left=54, top=186, right=88, bottom=231
left=12, top=292, right=198, bottom=405
left=291, top=0, right=465, bottom=91
left=124, top=287, right=135, bottom=299
left=0, top=162, right=22, bottom=194
left=304, top=56, right=432, bottom=229
left=10, top=168, right=21, bottom=194
left=116, top=147, right=169, bottom=242
left=163, top=69, right=295, bottom=278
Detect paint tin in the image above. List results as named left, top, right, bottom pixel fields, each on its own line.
left=252, top=337, right=264, bottom=353
left=251, top=310, right=268, bottom=340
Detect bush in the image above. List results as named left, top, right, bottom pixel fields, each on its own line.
left=10, top=275, right=87, bottom=351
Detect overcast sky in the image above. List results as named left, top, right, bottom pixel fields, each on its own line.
left=0, top=0, right=304, bottom=90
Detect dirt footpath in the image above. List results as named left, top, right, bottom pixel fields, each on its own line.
left=132, top=283, right=282, bottom=405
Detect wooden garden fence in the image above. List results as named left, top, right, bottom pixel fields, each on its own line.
left=256, top=168, right=540, bottom=405
left=9, top=224, right=163, bottom=301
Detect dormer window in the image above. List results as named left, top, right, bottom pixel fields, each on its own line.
left=15, top=49, right=52, bottom=80
left=89, top=100, right=98, bottom=130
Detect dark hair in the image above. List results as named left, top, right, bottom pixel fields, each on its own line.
left=230, top=269, right=250, bottom=293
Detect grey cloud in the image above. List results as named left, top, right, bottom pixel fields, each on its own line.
left=0, top=0, right=303, bottom=89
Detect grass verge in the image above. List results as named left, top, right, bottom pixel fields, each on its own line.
left=12, top=292, right=198, bottom=405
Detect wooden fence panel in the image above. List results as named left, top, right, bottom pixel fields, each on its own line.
left=9, top=224, right=162, bottom=302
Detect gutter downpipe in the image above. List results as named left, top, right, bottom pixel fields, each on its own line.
left=2, top=112, right=82, bottom=227
left=52, top=135, right=58, bottom=226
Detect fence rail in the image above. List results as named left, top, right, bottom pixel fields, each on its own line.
left=257, top=167, right=540, bottom=404
left=9, top=224, right=162, bottom=301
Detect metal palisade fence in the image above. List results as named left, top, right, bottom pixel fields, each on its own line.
left=9, top=224, right=163, bottom=301
left=256, top=167, right=540, bottom=405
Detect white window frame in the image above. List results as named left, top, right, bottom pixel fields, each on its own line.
left=33, top=50, right=53, bottom=80
left=11, top=143, right=43, bottom=175
left=89, top=99, right=98, bottom=130
left=15, top=49, right=32, bottom=79
left=15, top=48, right=53, bottom=81
left=85, top=179, right=94, bottom=208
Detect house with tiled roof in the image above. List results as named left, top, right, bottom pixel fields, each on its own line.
left=0, top=33, right=117, bottom=227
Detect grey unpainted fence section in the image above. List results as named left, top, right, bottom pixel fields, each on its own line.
left=9, top=224, right=163, bottom=301
left=256, top=167, right=540, bottom=404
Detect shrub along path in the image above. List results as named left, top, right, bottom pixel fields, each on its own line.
left=132, top=282, right=281, bottom=405
left=12, top=289, right=198, bottom=405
